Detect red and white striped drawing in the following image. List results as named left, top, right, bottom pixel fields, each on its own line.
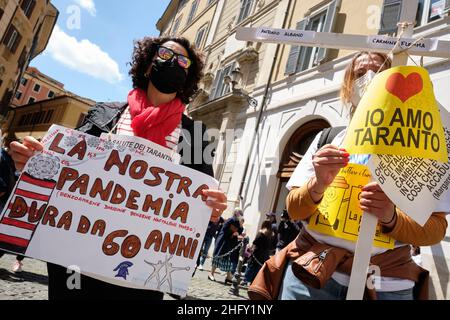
left=0, top=154, right=59, bottom=255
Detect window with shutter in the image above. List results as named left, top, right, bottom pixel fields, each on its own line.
left=210, top=69, right=223, bottom=100
left=237, top=0, right=253, bottom=24
left=379, top=0, right=402, bottom=35
left=195, top=24, right=208, bottom=49
left=21, top=0, right=36, bottom=19
left=11, top=32, right=22, bottom=54
left=298, top=12, right=326, bottom=72
left=172, top=16, right=182, bottom=35
left=285, top=0, right=341, bottom=75
left=284, top=19, right=308, bottom=75
left=428, top=0, right=446, bottom=22
left=187, top=0, right=199, bottom=24
left=416, top=0, right=448, bottom=26
left=211, top=63, right=236, bottom=99
left=3, top=25, right=22, bottom=54
left=315, top=0, right=341, bottom=65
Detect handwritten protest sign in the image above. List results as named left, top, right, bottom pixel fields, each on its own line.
left=343, top=66, right=448, bottom=163
left=0, top=125, right=218, bottom=297
left=308, top=163, right=395, bottom=249
left=99, top=133, right=181, bottom=164
left=368, top=105, right=450, bottom=226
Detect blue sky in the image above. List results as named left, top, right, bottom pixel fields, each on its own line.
left=33, top=0, right=171, bottom=103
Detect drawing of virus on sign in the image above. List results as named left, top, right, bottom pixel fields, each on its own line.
left=64, top=136, right=78, bottom=147
left=87, top=137, right=100, bottom=148
left=103, top=140, right=115, bottom=150
left=27, top=154, right=61, bottom=180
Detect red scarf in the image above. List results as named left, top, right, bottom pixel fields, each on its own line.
left=127, top=88, right=185, bottom=148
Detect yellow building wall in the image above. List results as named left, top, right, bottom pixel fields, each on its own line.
left=214, top=0, right=242, bottom=41
left=203, top=0, right=278, bottom=92
left=24, top=73, right=65, bottom=95
left=170, top=0, right=217, bottom=38
left=181, top=9, right=215, bottom=48
left=0, top=0, right=57, bottom=110
left=0, top=0, right=16, bottom=38
left=59, top=100, right=91, bottom=128
left=5, top=97, right=93, bottom=142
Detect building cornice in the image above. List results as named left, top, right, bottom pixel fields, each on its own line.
left=156, top=0, right=180, bottom=32
left=11, top=94, right=95, bottom=111
left=189, top=90, right=248, bottom=116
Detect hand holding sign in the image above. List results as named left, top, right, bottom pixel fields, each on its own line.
left=312, top=145, right=350, bottom=188
left=203, top=189, right=227, bottom=223
left=359, top=182, right=396, bottom=227
left=10, top=136, right=44, bottom=171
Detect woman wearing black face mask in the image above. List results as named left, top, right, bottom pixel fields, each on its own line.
left=9, top=37, right=227, bottom=300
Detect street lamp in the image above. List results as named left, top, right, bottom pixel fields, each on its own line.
left=224, top=67, right=258, bottom=109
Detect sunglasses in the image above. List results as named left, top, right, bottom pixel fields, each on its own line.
left=157, top=46, right=192, bottom=69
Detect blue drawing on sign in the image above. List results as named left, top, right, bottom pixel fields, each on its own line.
left=113, top=261, right=134, bottom=280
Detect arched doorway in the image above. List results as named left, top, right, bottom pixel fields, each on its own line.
left=272, top=119, right=330, bottom=214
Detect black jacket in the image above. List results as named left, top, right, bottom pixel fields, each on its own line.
left=47, top=102, right=214, bottom=300
left=276, top=220, right=301, bottom=250
left=0, top=149, right=16, bottom=211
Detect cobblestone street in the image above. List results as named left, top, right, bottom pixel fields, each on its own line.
left=0, top=254, right=248, bottom=300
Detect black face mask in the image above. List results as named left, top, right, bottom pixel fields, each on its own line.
left=149, top=59, right=187, bottom=94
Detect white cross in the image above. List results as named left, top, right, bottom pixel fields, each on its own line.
left=237, top=1, right=450, bottom=60
left=236, top=0, right=450, bottom=300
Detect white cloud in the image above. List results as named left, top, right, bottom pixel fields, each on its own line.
left=74, top=0, right=96, bottom=17
left=46, top=25, right=123, bottom=84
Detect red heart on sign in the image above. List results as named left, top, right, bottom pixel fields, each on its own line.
left=385, top=72, right=423, bottom=103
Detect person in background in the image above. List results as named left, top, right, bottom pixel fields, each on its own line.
left=197, top=216, right=225, bottom=271
left=276, top=210, right=301, bottom=252
left=265, top=212, right=278, bottom=256
left=209, top=208, right=244, bottom=284
left=214, top=216, right=225, bottom=240
left=242, top=219, right=274, bottom=286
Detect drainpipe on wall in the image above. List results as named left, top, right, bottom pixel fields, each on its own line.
left=236, top=0, right=293, bottom=208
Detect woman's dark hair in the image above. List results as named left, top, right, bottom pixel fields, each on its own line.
left=129, top=36, right=205, bottom=104
left=261, top=220, right=272, bottom=231
left=260, top=219, right=274, bottom=236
